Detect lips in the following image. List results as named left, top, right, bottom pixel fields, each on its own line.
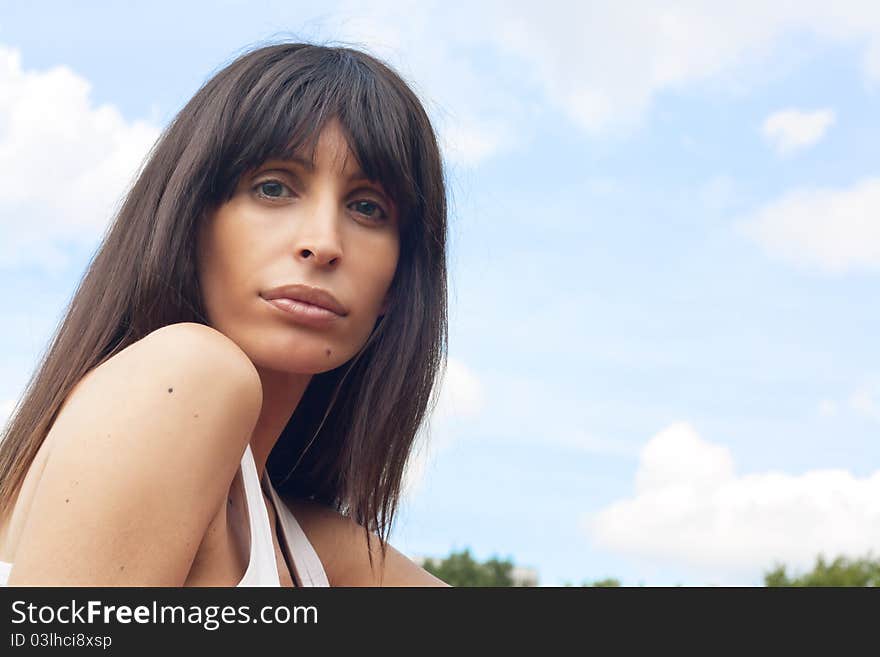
left=260, top=283, right=348, bottom=316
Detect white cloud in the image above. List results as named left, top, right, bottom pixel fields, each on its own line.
left=818, top=399, right=839, bottom=417
left=323, top=1, right=880, bottom=158
left=453, top=370, right=643, bottom=457
left=483, top=1, right=880, bottom=135
left=816, top=379, right=880, bottom=421
left=761, top=108, right=836, bottom=155
left=0, top=398, right=16, bottom=434
left=738, top=177, right=880, bottom=273
left=698, top=175, right=739, bottom=214
left=401, top=356, right=486, bottom=498
left=551, top=428, right=642, bottom=458
left=0, top=45, right=160, bottom=270
left=848, top=381, right=880, bottom=421
left=333, top=1, right=527, bottom=168
left=438, top=117, right=513, bottom=169
left=587, top=422, right=880, bottom=580
left=431, top=356, right=488, bottom=424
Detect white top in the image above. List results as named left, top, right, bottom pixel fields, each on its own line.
left=0, top=443, right=329, bottom=587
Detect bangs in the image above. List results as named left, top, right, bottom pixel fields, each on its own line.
left=210, top=47, right=421, bottom=231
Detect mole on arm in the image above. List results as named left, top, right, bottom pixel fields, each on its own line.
left=168, top=387, right=173, bottom=393
left=325, top=349, right=331, bottom=357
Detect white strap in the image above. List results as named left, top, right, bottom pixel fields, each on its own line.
left=264, top=476, right=330, bottom=587
left=239, top=444, right=281, bottom=586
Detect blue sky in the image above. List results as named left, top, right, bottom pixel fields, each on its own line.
left=1, top=2, right=879, bottom=585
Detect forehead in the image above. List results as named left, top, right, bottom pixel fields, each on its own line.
left=277, top=120, right=366, bottom=177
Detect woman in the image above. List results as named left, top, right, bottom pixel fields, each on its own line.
left=0, top=42, right=449, bottom=586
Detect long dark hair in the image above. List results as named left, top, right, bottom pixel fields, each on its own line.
left=0, top=42, right=448, bottom=575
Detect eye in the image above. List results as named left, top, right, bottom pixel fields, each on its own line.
left=253, top=179, right=294, bottom=200
left=348, top=199, right=389, bottom=222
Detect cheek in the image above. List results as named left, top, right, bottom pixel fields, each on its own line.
left=345, top=242, right=398, bottom=335
left=373, top=242, right=400, bottom=306
left=197, top=212, right=254, bottom=322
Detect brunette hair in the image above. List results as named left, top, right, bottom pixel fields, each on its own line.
left=0, top=42, right=448, bottom=574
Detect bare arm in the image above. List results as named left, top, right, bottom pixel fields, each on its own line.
left=287, top=498, right=450, bottom=587
left=8, top=323, right=263, bottom=586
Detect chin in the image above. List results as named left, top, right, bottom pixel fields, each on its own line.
left=250, top=342, right=355, bottom=375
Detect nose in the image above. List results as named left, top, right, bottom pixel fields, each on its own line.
left=294, top=196, right=343, bottom=267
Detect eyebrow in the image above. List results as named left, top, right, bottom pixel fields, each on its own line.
left=273, top=155, right=372, bottom=183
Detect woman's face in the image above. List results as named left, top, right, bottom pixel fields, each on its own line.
left=197, top=118, right=400, bottom=375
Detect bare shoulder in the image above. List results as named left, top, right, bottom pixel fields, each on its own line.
left=285, top=497, right=449, bottom=587
left=110, top=322, right=261, bottom=404
left=60, top=322, right=262, bottom=418
left=7, top=322, right=263, bottom=586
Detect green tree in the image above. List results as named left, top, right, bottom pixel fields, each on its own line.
left=562, top=578, right=621, bottom=587
left=588, top=578, right=622, bottom=587
left=421, top=548, right=516, bottom=587
left=764, top=554, right=880, bottom=586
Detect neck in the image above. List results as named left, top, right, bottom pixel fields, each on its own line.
left=248, top=366, right=313, bottom=482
